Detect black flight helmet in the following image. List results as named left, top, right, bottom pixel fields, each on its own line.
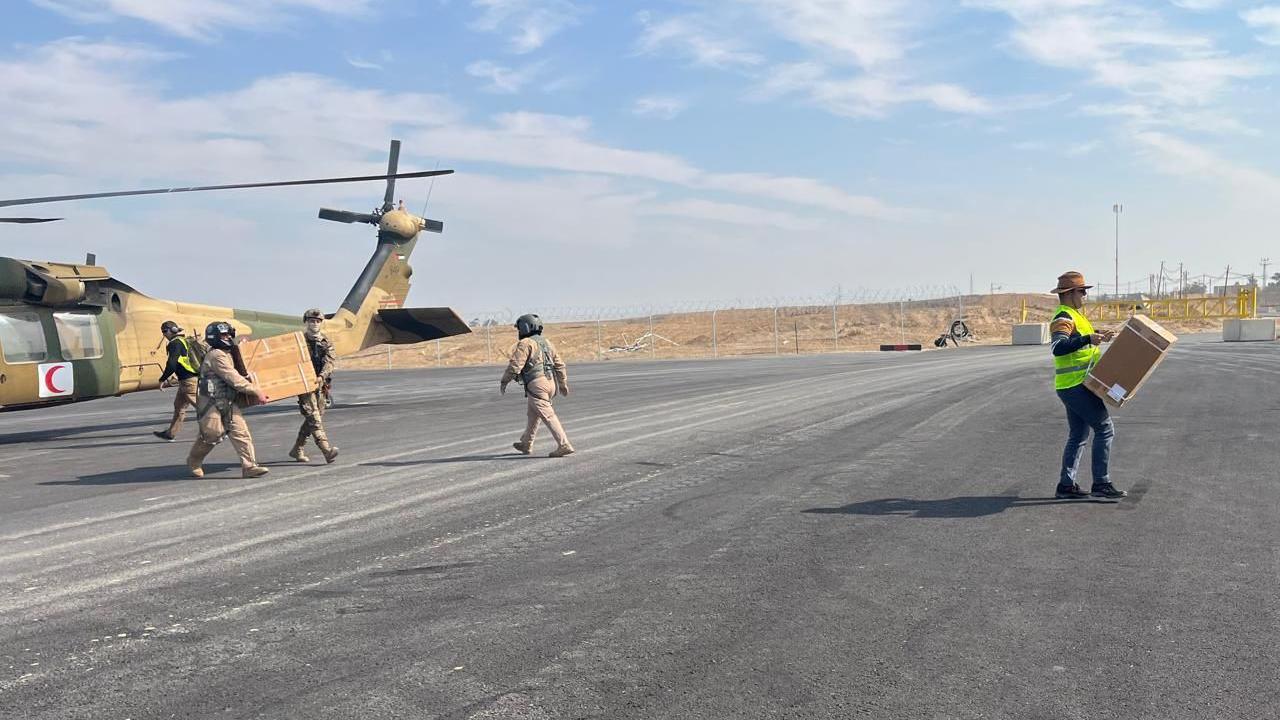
left=204, top=321, right=237, bottom=350
left=514, top=313, right=543, bottom=339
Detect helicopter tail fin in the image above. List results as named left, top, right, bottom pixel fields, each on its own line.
left=326, top=235, right=471, bottom=355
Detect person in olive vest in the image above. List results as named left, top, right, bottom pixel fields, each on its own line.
left=288, top=308, right=339, bottom=464
left=500, top=313, right=574, bottom=457
left=153, top=320, right=201, bottom=441
left=1049, top=271, right=1126, bottom=500
left=187, top=321, right=270, bottom=479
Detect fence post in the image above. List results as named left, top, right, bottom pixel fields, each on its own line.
left=386, top=344, right=392, bottom=370
left=773, top=306, right=779, bottom=355
left=485, top=323, right=492, bottom=364
left=649, top=314, right=655, bottom=359
left=832, top=300, right=838, bottom=351
left=435, top=339, right=441, bottom=366
left=899, top=301, right=905, bottom=344
left=595, top=318, right=602, bottom=361
left=711, top=309, right=718, bottom=358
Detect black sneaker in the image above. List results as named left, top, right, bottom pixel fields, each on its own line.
left=1090, top=483, right=1128, bottom=499
left=152, top=431, right=175, bottom=442
left=1055, top=483, right=1090, bottom=499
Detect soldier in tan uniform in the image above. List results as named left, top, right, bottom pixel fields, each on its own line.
left=153, top=320, right=200, bottom=441
left=186, top=321, right=270, bottom=479
left=501, top=314, right=574, bottom=457
left=288, top=308, right=339, bottom=464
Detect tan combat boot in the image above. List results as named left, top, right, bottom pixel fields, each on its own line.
left=242, top=465, right=270, bottom=479
left=288, top=443, right=310, bottom=463
left=317, top=440, right=339, bottom=464
left=548, top=445, right=575, bottom=458
left=189, top=465, right=204, bottom=478
left=513, top=441, right=532, bottom=455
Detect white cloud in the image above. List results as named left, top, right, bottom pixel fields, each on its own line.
left=1133, top=131, right=1280, bottom=197
left=0, top=37, right=915, bottom=312
left=344, top=53, right=383, bottom=71
left=754, top=62, right=992, bottom=117
left=631, top=95, right=688, bottom=119
left=634, top=11, right=764, bottom=68
left=745, top=0, right=914, bottom=69
left=1172, top=0, right=1229, bottom=9
left=470, top=0, right=584, bottom=54
left=642, top=198, right=819, bottom=231
left=971, top=0, right=1265, bottom=106
left=465, top=59, right=546, bottom=93
left=30, top=0, right=375, bottom=40
left=1242, top=6, right=1280, bottom=45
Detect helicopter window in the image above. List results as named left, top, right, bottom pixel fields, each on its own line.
left=53, top=312, right=104, bottom=361
left=0, top=312, right=48, bottom=364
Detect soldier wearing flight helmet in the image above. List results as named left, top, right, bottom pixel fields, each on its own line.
left=500, top=313, right=575, bottom=457
left=288, top=308, right=339, bottom=464
left=186, top=321, right=270, bottom=479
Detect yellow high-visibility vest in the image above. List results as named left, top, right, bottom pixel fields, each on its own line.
left=176, top=336, right=199, bottom=375
left=1053, top=305, right=1100, bottom=390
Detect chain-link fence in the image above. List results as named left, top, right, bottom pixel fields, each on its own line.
left=343, top=286, right=1067, bottom=370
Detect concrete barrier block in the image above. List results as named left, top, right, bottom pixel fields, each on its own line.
left=1223, top=318, right=1277, bottom=342
left=1012, top=323, right=1050, bottom=345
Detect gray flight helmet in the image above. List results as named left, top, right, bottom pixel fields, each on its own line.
left=514, top=313, right=543, bottom=338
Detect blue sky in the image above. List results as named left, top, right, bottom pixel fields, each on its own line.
left=2, top=0, right=1278, bottom=316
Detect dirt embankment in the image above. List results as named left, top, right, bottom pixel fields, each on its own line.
left=343, top=294, right=1225, bottom=370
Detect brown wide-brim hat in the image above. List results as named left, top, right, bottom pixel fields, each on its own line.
left=1051, top=271, right=1093, bottom=295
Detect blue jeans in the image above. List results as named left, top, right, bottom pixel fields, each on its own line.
left=1056, top=384, right=1113, bottom=487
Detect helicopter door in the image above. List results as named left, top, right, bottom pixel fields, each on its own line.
left=51, top=310, right=120, bottom=399
left=0, top=310, right=51, bottom=408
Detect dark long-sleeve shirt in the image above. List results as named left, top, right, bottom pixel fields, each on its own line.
left=160, top=336, right=198, bottom=383
left=1049, top=310, right=1093, bottom=357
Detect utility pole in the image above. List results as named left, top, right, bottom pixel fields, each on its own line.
left=1113, top=203, right=1123, bottom=298
left=1157, top=261, right=1165, bottom=298
left=1263, top=257, right=1271, bottom=291
left=1224, top=265, right=1231, bottom=296
left=1178, top=262, right=1184, bottom=299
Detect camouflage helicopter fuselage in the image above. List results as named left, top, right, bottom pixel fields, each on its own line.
left=0, top=216, right=470, bottom=412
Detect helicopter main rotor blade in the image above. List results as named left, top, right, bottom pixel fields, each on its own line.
left=382, top=139, right=401, bottom=213
left=0, top=217, right=62, bottom=223
left=0, top=169, right=454, bottom=209
left=318, top=208, right=378, bottom=224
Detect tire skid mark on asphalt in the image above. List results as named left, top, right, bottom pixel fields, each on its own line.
left=0, top=352, right=1025, bottom=548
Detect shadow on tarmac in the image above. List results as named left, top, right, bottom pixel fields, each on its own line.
left=803, top=495, right=1098, bottom=519
left=361, top=453, right=530, bottom=467
left=44, top=463, right=240, bottom=486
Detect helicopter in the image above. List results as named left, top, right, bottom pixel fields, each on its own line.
left=0, top=140, right=471, bottom=412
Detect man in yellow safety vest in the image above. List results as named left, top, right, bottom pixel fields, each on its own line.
left=153, top=320, right=201, bottom=441
left=1050, top=272, right=1127, bottom=500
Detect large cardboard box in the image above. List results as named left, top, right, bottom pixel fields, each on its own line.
left=237, top=331, right=318, bottom=404
left=1083, top=315, right=1177, bottom=408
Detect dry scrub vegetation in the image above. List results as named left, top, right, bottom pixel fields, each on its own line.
left=344, top=293, right=1225, bottom=370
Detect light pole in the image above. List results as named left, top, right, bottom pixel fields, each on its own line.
left=1262, top=257, right=1271, bottom=292
left=1112, top=203, right=1123, bottom=298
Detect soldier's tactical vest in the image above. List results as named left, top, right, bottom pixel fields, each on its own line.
left=198, top=349, right=240, bottom=411
left=519, top=336, right=555, bottom=385
left=1053, top=305, right=1100, bottom=391
left=306, top=333, right=331, bottom=376
left=175, top=336, right=200, bottom=375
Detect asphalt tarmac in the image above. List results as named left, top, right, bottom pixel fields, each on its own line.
left=1, top=337, right=1277, bottom=719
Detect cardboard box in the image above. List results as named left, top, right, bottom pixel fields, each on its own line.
left=238, top=331, right=318, bottom=404
left=1083, top=315, right=1177, bottom=408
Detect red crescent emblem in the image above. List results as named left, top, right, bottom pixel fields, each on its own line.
left=44, top=365, right=66, bottom=394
